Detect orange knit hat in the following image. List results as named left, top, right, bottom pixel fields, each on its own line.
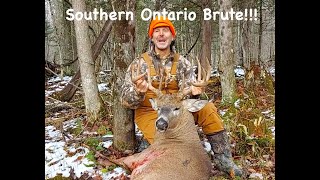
left=148, top=16, right=176, bottom=38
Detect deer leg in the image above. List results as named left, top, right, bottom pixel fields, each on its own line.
left=207, top=130, right=243, bottom=178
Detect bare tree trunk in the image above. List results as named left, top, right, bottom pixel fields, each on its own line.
left=200, top=0, right=212, bottom=67
left=258, top=0, right=263, bottom=66
left=72, top=0, right=105, bottom=122
left=218, top=0, right=237, bottom=104
left=50, top=0, right=74, bottom=76
left=180, top=20, right=184, bottom=52
left=237, top=20, right=242, bottom=66
left=45, top=0, right=55, bottom=63
left=55, top=20, right=113, bottom=102
left=242, top=20, right=250, bottom=69
left=112, top=0, right=136, bottom=152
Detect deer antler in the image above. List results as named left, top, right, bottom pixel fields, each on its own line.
left=179, top=57, right=211, bottom=99
left=158, top=67, right=164, bottom=92
left=147, top=67, right=162, bottom=97
left=191, top=57, right=211, bottom=87
left=131, top=59, right=164, bottom=97
left=131, top=59, right=146, bottom=83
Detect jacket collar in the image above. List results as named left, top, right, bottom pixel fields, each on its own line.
left=149, top=45, right=175, bottom=63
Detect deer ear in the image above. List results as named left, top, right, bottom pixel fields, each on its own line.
left=149, top=99, right=158, bottom=110
left=183, top=99, right=208, bottom=112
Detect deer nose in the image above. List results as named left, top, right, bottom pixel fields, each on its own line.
left=156, top=118, right=168, bottom=131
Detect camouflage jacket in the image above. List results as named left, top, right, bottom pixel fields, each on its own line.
left=120, top=49, right=196, bottom=109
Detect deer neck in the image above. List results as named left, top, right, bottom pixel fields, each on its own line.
left=154, top=110, right=200, bottom=145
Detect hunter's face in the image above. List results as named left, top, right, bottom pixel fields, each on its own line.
left=152, top=27, right=174, bottom=51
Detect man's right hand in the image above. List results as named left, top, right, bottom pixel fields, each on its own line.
left=134, top=75, right=148, bottom=93
left=131, top=60, right=148, bottom=93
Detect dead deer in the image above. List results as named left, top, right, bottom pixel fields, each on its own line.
left=120, top=58, right=213, bottom=180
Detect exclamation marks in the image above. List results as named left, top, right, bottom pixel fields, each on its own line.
left=244, top=9, right=258, bottom=21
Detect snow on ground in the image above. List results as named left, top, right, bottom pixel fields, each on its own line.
left=268, top=66, right=275, bottom=77
left=45, top=74, right=214, bottom=179
left=45, top=74, right=127, bottom=179
left=45, top=67, right=275, bottom=179
left=45, top=118, right=128, bottom=179
left=234, top=66, right=245, bottom=77
left=45, top=118, right=215, bottom=179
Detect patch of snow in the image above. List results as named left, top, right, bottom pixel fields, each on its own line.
left=46, top=76, right=73, bottom=97
left=268, top=66, right=275, bottom=76
left=98, top=83, right=110, bottom=92
left=47, top=76, right=72, bottom=83
left=261, top=109, right=275, bottom=120
left=249, top=172, right=264, bottom=179
left=101, top=140, right=113, bottom=149
left=45, top=119, right=97, bottom=179
left=45, top=115, right=128, bottom=179
left=210, top=66, right=246, bottom=77
left=234, top=66, right=245, bottom=77
left=234, top=99, right=241, bottom=108
left=63, top=118, right=80, bottom=130
left=98, top=71, right=107, bottom=76
left=269, top=126, right=275, bottom=138
left=211, top=68, right=219, bottom=77
left=100, top=167, right=128, bottom=179
left=98, top=70, right=112, bottom=83
left=135, top=123, right=143, bottom=137
left=45, top=90, right=56, bottom=97
left=219, top=109, right=227, bottom=117
left=203, top=141, right=211, bottom=153
left=261, top=109, right=271, bottom=114
left=45, top=139, right=95, bottom=178
left=103, top=134, right=114, bottom=138
left=269, top=113, right=275, bottom=120
left=46, top=126, right=63, bottom=142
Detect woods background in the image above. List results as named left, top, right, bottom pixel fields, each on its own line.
left=45, top=0, right=274, bottom=74
left=45, top=0, right=275, bottom=179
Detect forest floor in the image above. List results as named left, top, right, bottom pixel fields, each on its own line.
left=45, top=65, right=275, bottom=180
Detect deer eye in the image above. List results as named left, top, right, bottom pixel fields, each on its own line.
left=174, top=107, right=180, bottom=111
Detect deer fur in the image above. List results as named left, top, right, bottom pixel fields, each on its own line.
left=121, top=94, right=212, bottom=180
left=121, top=57, right=213, bottom=179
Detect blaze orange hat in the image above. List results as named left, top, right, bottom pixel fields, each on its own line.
left=148, top=16, right=176, bottom=38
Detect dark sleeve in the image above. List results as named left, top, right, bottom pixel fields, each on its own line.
left=176, top=56, right=196, bottom=90
left=120, top=57, right=148, bottom=109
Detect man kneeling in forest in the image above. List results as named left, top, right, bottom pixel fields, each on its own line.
left=120, top=16, right=242, bottom=177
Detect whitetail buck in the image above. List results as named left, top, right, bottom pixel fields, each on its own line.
left=120, top=58, right=213, bottom=180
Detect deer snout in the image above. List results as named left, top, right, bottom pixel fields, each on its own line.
left=156, top=118, right=168, bottom=132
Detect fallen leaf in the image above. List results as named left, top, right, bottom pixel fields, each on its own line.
left=73, top=155, right=84, bottom=162
left=92, top=175, right=103, bottom=180
left=97, top=158, right=115, bottom=168
left=248, top=168, right=256, bottom=173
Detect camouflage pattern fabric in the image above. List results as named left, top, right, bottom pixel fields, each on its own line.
left=120, top=49, right=196, bottom=109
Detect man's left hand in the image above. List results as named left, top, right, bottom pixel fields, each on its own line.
left=191, top=85, right=205, bottom=95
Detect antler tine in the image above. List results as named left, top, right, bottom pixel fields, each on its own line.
left=158, top=67, right=164, bottom=92
left=180, top=57, right=212, bottom=98
left=205, top=57, right=211, bottom=81
left=147, top=68, right=162, bottom=97
left=196, top=57, right=201, bottom=81
left=191, top=57, right=209, bottom=87
left=131, top=59, right=146, bottom=83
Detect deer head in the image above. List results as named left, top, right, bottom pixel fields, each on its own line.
left=147, top=57, right=212, bottom=132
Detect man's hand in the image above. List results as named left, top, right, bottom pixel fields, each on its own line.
left=131, top=61, right=148, bottom=94
left=182, top=85, right=205, bottom=96
left=134, top=76, right=148, bottom=93
left=191, top=85, right=205, bottom=95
